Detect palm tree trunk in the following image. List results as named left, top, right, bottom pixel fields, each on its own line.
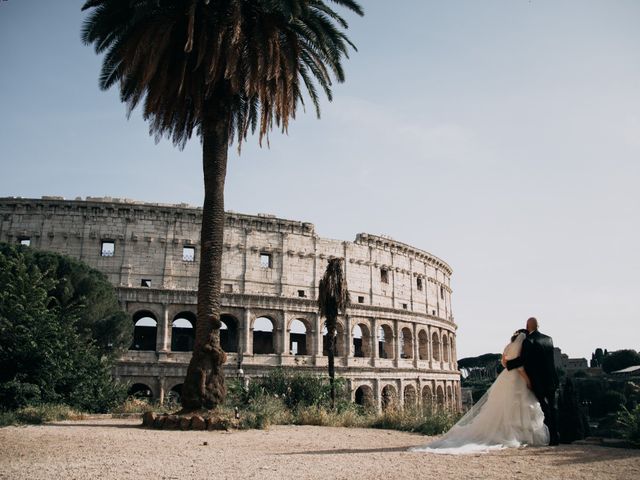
left=180, top=92, right=231, bottom=411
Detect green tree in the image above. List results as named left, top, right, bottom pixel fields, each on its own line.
left=0, top=245, right=125, bottom=411
left=602, top=349, right=640, bottom=374
left=318, top=258, right=350, bottom=409
left=82, top=0, right=363, bottom=412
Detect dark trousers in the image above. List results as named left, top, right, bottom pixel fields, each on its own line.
left=533, top=387, right=559, bottom=444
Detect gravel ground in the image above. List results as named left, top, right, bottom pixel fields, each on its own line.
left=0, top=418, right=639, bottom=480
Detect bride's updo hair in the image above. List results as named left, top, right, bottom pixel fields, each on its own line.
left=510, top=328, right=528, bottom=342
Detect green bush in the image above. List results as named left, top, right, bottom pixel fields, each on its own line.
left=0, top=404, right=85, bottom=427
left=602, top=391, right=626, bottom=415
left=0, top=380, right=42, bottom=410
left=227, top=368, right=349, bottom=411
left=617, top=405, right=640, bottom=446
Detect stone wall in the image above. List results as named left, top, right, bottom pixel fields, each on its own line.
left=0, top=196, right=461, bottom=411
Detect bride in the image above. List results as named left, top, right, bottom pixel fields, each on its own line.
left=410, top=329, right=549, bottom=454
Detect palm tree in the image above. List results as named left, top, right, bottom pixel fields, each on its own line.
left=318, top=257, right=350, bottom=409
left=82, top=0, right=362, bottom=412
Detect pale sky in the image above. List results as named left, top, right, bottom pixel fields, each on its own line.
left=1, top=1, right=639, bottom=360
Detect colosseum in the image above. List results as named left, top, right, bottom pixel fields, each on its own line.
left=0, top=196, right=461, bottom=411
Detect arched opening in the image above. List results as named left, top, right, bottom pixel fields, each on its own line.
left=418, top=329, right=428, bottom=360
left=322, top=323, right=345, bottom=356
left=354, top=385, right=375, bottom=409
left=436, top=385, right=445, bottom=409
left=352, top=323, right=371, bottom=358
left=421, top=385, right=433, bottom=412
left=442, top=335, right=450, bottom=364
left=167, top=384, right=182, bottom=405
left=378, top=324, right=394, bottom=359
left=131, top=311, right=157, bottom=351
left=404, top=385, right=417, bottom=409
left=221, top=314, right=239, bottom=353
left=289, top=319, right=309, bottom=356
left=127, top=383, right=153, bottom=400
left=432, top=331, right=440, bottom=362
left=381, top=384, right=398, bottom=411
left=171, top=311, right=196, bottom=352
left=401, top=327, right=413, bottom=359
left=253, top=316, right=275, bottom=354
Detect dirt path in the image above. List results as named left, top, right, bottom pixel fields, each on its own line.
left=0, top=419, right=638, bottom=480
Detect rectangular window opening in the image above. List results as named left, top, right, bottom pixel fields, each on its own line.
left=380, top=268, right=389, bottom=284
left=101, top=240, right=115, bottom=257
left=223, top=283, right=233, bottom=293
left=402, top=303, right=408, bottom=310
left=297, top=290, right=306, bottom=298
left=358, top=296, right=365, bottom=304
left=440, top=285, right=445, bottom=299
left=260, top=252, right=272, bottom=268
left=417, top=277, right=423, bottom=291
left=141, top=279, right=152, bottom=288
left=183, top=246, right=195, bottom=262
left=19, top=238, right=31, bottom=247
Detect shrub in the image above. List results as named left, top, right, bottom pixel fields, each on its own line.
left=617, top=405, right=640, bottom=446
left=602, top=391, right=626, bottom=415
left=0, top=404, right=85, bottom=427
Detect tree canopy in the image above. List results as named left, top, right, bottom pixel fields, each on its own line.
left=0, top=243, right=129, bottom=411
left=602, top=349, right=640, bottom=374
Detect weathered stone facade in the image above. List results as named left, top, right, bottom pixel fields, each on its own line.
left=0, top=196, right=461, bottom=411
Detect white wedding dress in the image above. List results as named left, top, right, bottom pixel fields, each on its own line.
left=411, top=333, right=549, bottom=454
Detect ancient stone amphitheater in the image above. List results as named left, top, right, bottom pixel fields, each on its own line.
left=0, top=196, right=461, bottom=411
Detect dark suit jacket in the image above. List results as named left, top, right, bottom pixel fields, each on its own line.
left=506, top=330, right=559, bottom=393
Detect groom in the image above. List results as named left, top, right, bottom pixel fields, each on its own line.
left=506, top=317, right=560, bottom=445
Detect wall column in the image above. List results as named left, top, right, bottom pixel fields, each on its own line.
left=439, top=330, right=444, bottom=369
left=412, top=322, right=419, bottom=368
left=427, top=325, right=433, bottom=369
left=243, top=308, right=252, bottom=355
left=316, top=315, right=324, bottom=360
left=157, top=304, right=170, bottom=352
left=393, top=320, right=400, bottom=367
left=371, top=317, right=378, bottom=366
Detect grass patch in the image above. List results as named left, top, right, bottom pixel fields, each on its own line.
left=0, top=404, right=86, bottom=427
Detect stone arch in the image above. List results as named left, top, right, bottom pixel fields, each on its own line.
left=171, top=311, right=196, bottom=352
left=289, top=318, right=311, bottom=356
left=354, top=385, right=375, bottom=409
left=381, top=384, right=398, bottom=411
left=127, top=382, right=153, bottom=400
left=167, top=383, right=183, bottom=404
left=421, top=385, right=433, bottom=412
left=432, top=331, right=440, bottom=362
left=352, top=322, right=371, bottom=358
left=401, top=327, right=413, bottom=359
left=322, top=322, right=345, bottom=357
left=442, top=334, right=450, bottom=364
left=418, top=329, right=429, bottom=360
left=131, top=310, right=157, bottom=351
left=253, top=316, right=276, bottom=354
left=404, top=384, right=417, bottom=409
left=436, top=385, right=445, bottom=409
left=377, top=324, right=394, bottom=359
left=221, top=314, right=239, bottom=353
